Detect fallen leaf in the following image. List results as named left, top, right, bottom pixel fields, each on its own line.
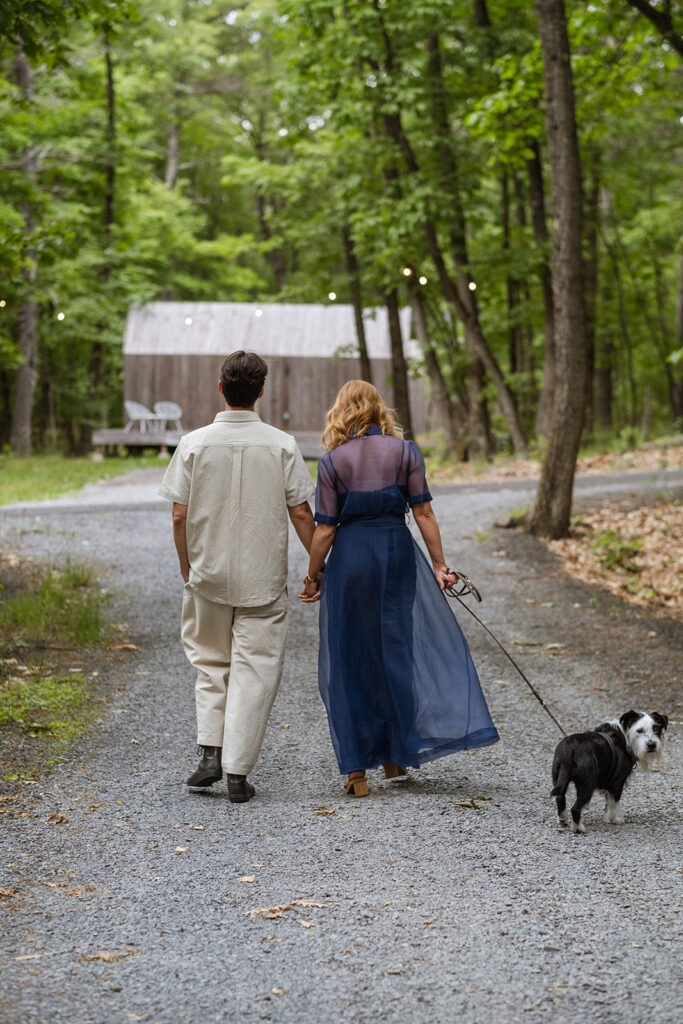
left=126, top=1014, right=150, bottom=1021
left=271, top=988, right=288, bottom=996
left=0, top=888, right=17, bottom=898
left=239, top=875, right=256, bottom=883
left=88, top=803, right=105, bottom=811
left=15, top=954, right=42, bottom=961
left=0, top=795, right=21, bottom=803
left=113, top=643, right=138, bottom=651
left=188, top=825, right=204, bottom=831
left=297, top=919, right=315, bottom=928
left=47, top=813, right=69, bottom=824
left=313, top=806, right=336, bottom=816
left=116, top=799, right=126, bottom=805
left=280, top=724, right=291, bottom=730
left=386, top=968, right=403, bottom=975
left=245, top=898, right=328, bottom=920
left=423, top=919, right=433, bottom=925
left=81, top=948, right=139, bottom=963
left=175, top=847, right=188, bottom=855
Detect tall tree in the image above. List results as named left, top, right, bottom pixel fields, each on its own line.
left=528, top=0, right=587, bottom=538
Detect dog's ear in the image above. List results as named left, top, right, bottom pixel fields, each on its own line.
left=651, top=712, right=668, bottom=732
left=620, top=710, right=641, bottom=731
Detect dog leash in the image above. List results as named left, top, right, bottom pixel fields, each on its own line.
left=444, top=571, right=568, bottom=738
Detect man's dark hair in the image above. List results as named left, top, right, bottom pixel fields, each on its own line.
left=220, top=351, right=268, bottom=408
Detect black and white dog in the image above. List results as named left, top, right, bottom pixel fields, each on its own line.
left=551, top=710, right=668, bottom=834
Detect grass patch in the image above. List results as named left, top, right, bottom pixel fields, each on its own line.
left=0, top=558, right=109, bottom=766
left=0, top=560, right=103, bottom=648
left=0, top=452, right=169, bottom=506
left=0, top=673, right=90, bottom=742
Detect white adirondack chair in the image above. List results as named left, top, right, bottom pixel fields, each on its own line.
left=124, top=400, right=164, bottom=433
left=153, top=401, right=184, bottom=431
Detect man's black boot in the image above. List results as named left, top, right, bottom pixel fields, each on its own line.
left=227, top=774, right=255, bottom=803
left=187, top=745, right=223, bottom=788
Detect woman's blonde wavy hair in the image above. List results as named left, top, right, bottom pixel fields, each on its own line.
left=322, top=380, right=403, bottom=451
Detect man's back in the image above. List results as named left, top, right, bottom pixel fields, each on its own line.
left=159, top=410, right=314, bottom=606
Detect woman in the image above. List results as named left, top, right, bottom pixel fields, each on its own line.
left=300, top=381, right=498, bottom=796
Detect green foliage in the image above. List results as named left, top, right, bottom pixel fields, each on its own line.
left=0, top=559, right=103, bottom=646
left=0, top=0, right=681, bottom=452
left=0, top=452, right=167, bottom=504
left=591, top=530, right=645, bottom=574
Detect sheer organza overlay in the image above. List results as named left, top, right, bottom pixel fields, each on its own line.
left=316, top=427, right=499, bottom=774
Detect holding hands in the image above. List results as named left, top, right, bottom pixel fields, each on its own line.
left=299, top=570, right=322, bottom=603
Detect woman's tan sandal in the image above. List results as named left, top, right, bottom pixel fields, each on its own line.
left=345, top=776, right=369, bottom=797
left=382, top=762, right=408, bottom=779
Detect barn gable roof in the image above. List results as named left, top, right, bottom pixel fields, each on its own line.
left=123, top=302, right=419, bottom=359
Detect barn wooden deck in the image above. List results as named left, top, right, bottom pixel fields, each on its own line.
left=92, top=429, right=186, bottom=455
left=92, top=428, right=323, bottom=460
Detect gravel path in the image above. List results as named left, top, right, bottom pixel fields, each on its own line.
left=1, top=467, right=681, bottom=1024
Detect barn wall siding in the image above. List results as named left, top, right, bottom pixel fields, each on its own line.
left=124, top=355, right=439, bottom=436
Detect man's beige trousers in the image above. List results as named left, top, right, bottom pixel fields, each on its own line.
left=181, top=585, right=287, bottom=775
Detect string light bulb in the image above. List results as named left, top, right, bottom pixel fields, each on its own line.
left=57, top=312, right=65, bottom=320
left=0, top=300, right=5, bottom=307
left=468, top=281, right=477, bottom=291
left=402, top=267, right=413, bottom=277
left=184, top=317, right=193, bottom=325
left=254, top=308, right=263, bottom=317
left=328, top=292, right=336, bottom=301
left=419, top=276, right=427, bottom=286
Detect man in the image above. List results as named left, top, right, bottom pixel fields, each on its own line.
left=159, top=351, right=316, bottom=803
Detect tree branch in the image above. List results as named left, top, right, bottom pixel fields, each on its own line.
left=626, top=0, right=683, bottom=58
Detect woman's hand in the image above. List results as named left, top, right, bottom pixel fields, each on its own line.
left=298, top=578, right=321, bottom=603
left=434, top=565, right=458, bottom=591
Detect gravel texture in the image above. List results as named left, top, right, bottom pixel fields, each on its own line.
left=0, top=466, right=681, bottom=1024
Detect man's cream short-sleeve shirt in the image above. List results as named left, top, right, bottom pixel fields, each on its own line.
left=159, top=411, right=315, bottom=606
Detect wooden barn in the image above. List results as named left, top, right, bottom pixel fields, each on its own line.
left=122, top=302, right=435, bottom=441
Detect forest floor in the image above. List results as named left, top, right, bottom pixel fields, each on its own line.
left=0, top=462, right=681, bottom=1024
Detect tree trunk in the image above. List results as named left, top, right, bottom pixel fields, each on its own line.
left=528, top=0, right=587, bottom=539
left=82, top=23, right=116, bottom=453
left=583, top=152, right=600, bottom=433
left=409, top=282, right=465, bottom=456
left=342, top=225, right=372, bottom=383
left=385, top=289, right=413, bottom=439
left=603, top=233, right=637, bottom=427
left=674, top=247, right=683, bottom=419
left=527, top=139, right=556, bottom=438
left=416, top=34, right=526, bottom=455
left=9, top=50, right=39, bottom=457
left=165, top=113, right=180, bottom=188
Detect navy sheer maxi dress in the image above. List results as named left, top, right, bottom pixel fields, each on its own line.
left=315, top=426, right=499, bottom=774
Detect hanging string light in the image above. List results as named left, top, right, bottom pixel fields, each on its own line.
left=418, top=276, right=428, bottom=286
left=468, top=281, right=477, bottom=291
left=57, top=312, right=65, bottom=320
left=328, top=292, right=336, bottom=301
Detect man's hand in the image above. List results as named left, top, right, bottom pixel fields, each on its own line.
left=172, top=503, right=191, bottom=583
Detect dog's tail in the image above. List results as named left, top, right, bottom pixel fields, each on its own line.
left=551, top=765, right=570, bottom=798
